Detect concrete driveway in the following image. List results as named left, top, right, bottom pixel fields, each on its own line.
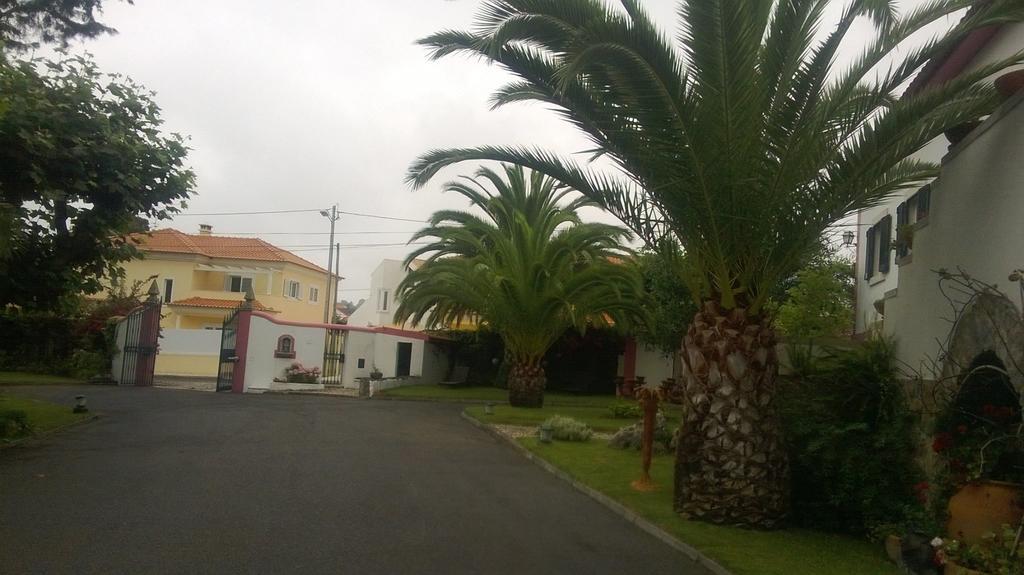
left=0, top=386, right=711, bottom=575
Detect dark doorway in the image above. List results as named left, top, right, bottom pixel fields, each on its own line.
left=396, top=342, right=413, bottom=377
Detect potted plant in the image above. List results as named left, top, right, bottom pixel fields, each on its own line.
left=995, top=69, right=1024, bottom=100
left=936, top=522, right=1022, bottom=575
left=369, top=366, right=383, bottom=380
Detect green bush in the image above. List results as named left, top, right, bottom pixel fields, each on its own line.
left=0, top=409, right=31, bottom=439
left=69, top=349, right=108, bottom=379
left=540, top=415, right=593, bottom=442
left=778, top=338, right=926, bottom=537
left=607, top=400, right=641, bottom=419
left=608, top=411, right=675, bottom=453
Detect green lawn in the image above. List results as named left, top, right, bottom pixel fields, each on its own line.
left=377, top=384, right=619, bottom=407
left=512, top=438, right=897, bottom=575
left=0, top=371, right=84, bottom=386
left=467, top=403, right=681, bottom=433
left=1, top=393, right=90, bottom=440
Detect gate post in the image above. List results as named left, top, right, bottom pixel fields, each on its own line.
left=231, top=288, right=256, bottom=394
left=136, top=281, right=163, bottom=386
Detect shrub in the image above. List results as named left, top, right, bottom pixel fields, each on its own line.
left=284, top=362, right=320, bottom=384
left=607, top=400, right=641, bottom=419
left=0, top=409, right=31, bottom=439
left=69, top=349, right=108, bottom=379
left=608, top=411, right=675, bottom=453
left=778, top=338, right=925, bottom=537
left=540, top=415, right=593, bottom=442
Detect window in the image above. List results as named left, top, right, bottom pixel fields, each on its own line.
left=275, top=335, right=296, bottom=358
left=357, top=358, right=365, bottom=368
left=895, top=185, right=932, bottom=261
left=864, top=215, right=892, bottom=279
left=285, top=280, right=301, bottom=299
left=309, top=287, right=319, bottom=303
left=377, top=289, right=390, bottom=312
left=163, top=278, right=174, bottom=304
left=227, top=275, right=253, bottom=293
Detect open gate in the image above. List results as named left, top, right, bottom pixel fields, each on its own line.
left=321, top=329, right=345, bottom=385
left=119, top=297, right=162, bottom=387
left=216, top=309, right=241, bottom=392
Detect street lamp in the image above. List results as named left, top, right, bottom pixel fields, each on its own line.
left=842, top=230, right=856, bottom=247
left=320, top=206, right=339, bottom=323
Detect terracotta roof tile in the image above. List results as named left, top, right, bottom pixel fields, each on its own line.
left=130, top=229, right=331, bottom=274
left=168, top=297, right=277, bottom=312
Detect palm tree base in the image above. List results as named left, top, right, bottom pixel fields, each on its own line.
left=508, top=363, right=546, bottom=408
left=674, top=302, right=789, bottom=529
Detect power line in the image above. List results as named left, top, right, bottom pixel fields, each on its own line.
left=173, top=208, right=324, bottom=216
left=210, top=230, right=421, bottom=236
left=337, top=209, right=427, bottom=223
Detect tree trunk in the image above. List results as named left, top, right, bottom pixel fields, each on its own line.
left=674, top=301, right=789, bottom=528
left=508, top=360, right=546, bottom=408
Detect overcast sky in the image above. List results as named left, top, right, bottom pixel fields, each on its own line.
left=56, top=0, right=948, bottom=303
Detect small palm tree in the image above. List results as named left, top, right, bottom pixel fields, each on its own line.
left=407, top=1, right=1024, bottom=527
left=394, top=164, right=643, bottom=408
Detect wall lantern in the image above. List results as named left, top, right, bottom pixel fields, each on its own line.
left=842, top=230, right=856, bottom=247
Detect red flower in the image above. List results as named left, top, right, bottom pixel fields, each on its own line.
left=932, top=432, right=953, bottom=453
left=913, top=481, right=930, bottom=504
left=956, top=424, right=968, bottom=435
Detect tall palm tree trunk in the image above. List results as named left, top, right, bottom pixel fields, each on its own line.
left=508, top=359, right=546, bottom=408
left=674, top=301, right=789, bottom=528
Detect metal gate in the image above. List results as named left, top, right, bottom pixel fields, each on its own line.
left=216, top=309, right=240, bottom=392
left=119, top=300, right=162, bottom=387
left=321, top=329, right=345, bottom=385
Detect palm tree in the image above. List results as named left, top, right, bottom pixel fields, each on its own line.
left=406, top=1, right=1024, bottom=527
left=394, top=164, right=644, bottom=408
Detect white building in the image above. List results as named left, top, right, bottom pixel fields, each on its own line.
left=854, top=22, right=1024, bottom=379
left=347, top=259, right=424, bottom=329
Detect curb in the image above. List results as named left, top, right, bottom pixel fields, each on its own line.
left=0, top=413, right=100, bottom=451
left=371, top=395, right=494, bottom=405
left=460, top=411, right=734, bottom=575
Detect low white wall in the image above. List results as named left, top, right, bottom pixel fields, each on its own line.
left=244, top=315, right=327, bottom=392
left=421, top=342, right=449, bottom=384
left=341, top=331, right=376, bottom=388
left=110, top=319, right=129, bottom=384
left=618, top=344, right=675, bottom=383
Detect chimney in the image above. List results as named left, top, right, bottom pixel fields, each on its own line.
left=198, top=224, right=213, bottom=236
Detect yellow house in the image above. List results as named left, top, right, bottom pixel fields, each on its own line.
left=124, top=226, right=335, bottom=329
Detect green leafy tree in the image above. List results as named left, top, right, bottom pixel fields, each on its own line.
left=636, top=239, right=695, bottom=355
left=0, top=54, right=194, bottom=310
left=395, top=165, right=643, bottom=407
left=774, top=258, right=855, bottom=342
left=0, top=0, right=127, bottom=52
left=407, top=0, right=1024, bottom=527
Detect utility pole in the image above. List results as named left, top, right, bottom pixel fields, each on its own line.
left=320, top=205, right=338, bottom=323
left=332, top=242, right=341, bottom=324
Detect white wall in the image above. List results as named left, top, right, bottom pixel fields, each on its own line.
left=885, top=89, right=1024, bottom=377
left=337, top=331, right=445, bottom=389
left=340, top=331, right=376, bottom=388
left=243, top=315, right=327, bottom=392
left=617, top=344, right=675, bottom=384
left=111, top=319, right=129, bottom=384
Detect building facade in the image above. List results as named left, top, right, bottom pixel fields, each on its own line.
left=123, top=226, right=335, bottom=329
left=853, top=23, right=1024, bottom=378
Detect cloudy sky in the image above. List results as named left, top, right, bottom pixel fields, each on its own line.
left=57, top=0, right=948, bottom=303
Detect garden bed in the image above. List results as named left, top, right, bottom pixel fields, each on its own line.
left=0, top=371, right=85, bottom=386
left=376, top=384, right=619, bottom=406
left=466, top=403, right=681, bottom=433
left=1, top=393, right=92, bottom=443
left=466, top=410, right=898, bottom=575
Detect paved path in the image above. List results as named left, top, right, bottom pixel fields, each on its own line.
left=0, top=386, right=711, bottom=575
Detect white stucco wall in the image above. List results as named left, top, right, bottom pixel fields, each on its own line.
left=243, top=315, right=327, bottom=392
left=618, top=344, right=675, bottom=384
left=110, top=319, right=129, bottom=384
left=884, top=90, right=1024, bottom=377
left=347, top=260, right=412, bottom=328
left=854, top=22, right=1024, bottom=334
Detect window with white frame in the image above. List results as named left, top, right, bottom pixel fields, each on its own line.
left=163, top=278, right=174, bottom=304
left=285, top=280, right=301, bottom=299
left=226, top=275, right=253, bottom=293
left=377, top=289, right=390, bottom=312
left=309, top=287, right=319, bottom=303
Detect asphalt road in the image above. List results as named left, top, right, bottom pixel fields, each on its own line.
left=0, top=386, right=710, bottom=575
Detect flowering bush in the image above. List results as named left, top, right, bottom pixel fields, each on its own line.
left=936, top=525, right=1023, bottom=575
left=284, top=362, right=320, bottom=384
left=933, top=402, right=1023, bottom=485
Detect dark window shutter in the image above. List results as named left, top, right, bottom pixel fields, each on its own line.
left=865, top=226, right=876, bottom=279
left=896, top=202, right=909, bottom=258
left=917, top=185, right=931, bottom=219
left=878, top=215, right=892, bottom=273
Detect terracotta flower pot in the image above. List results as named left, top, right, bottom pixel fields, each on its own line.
left=994, top=69, right=1024, bottom=100
left=947, top=480, right=1023, bottom=543
left=944, top=121, right=982, bottom=147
